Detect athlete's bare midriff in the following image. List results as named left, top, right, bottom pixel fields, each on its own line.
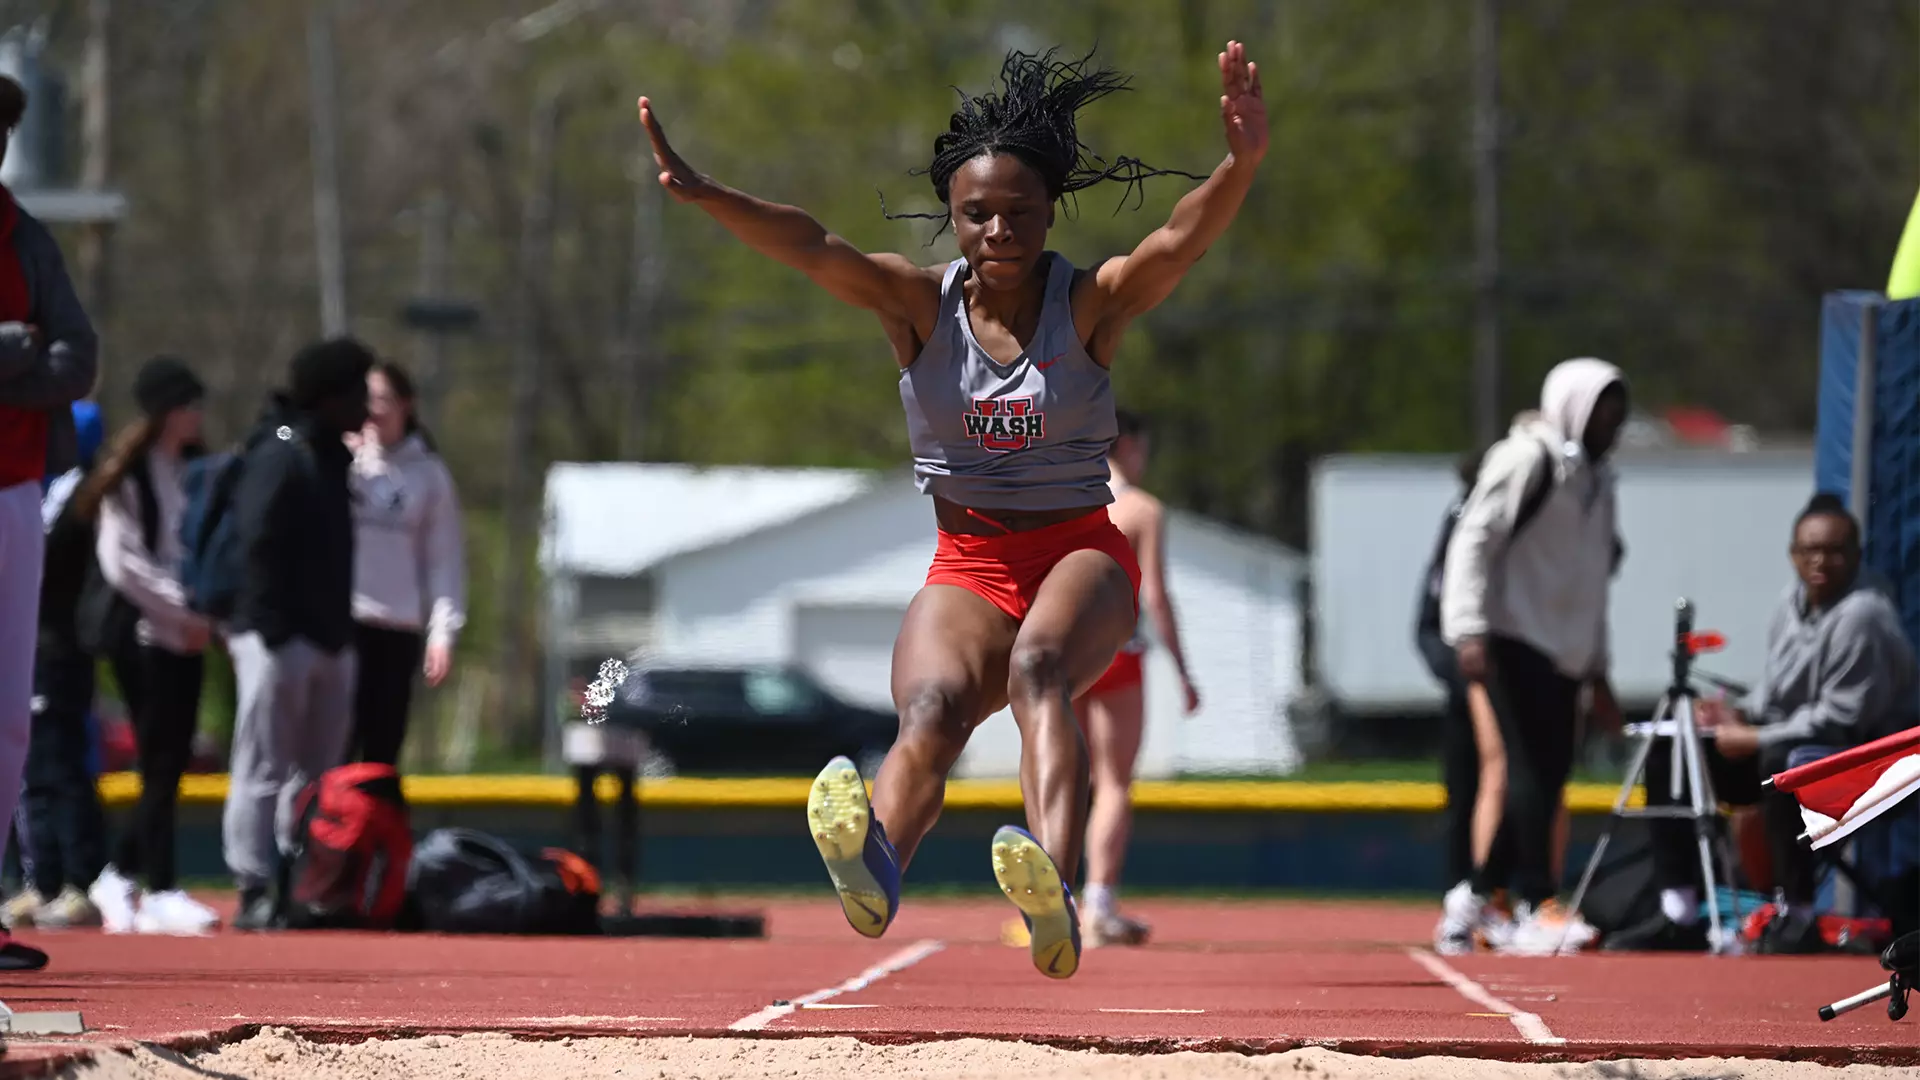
left=933, top=496, right=1108, bottom=537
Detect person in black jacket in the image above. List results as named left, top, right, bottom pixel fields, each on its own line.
left=220, top=338, right=370, bottom=931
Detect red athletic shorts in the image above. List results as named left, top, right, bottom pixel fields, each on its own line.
left=1085, top=648, right=1144, bottom=697
left=926, top=507, right=1142, bottom=623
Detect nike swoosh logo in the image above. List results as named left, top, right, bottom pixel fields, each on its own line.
left=1047, top=945, right=1063, bottom=974
left=853, top=898, right=884, bottom=925
left=1034, top=354, right=1067, bottom=370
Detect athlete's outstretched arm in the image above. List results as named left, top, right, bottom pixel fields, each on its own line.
left=638, top=98, right=932, bottom=319
left=1090, top=41, right=1268, bottom=323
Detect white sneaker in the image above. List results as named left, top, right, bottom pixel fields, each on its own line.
left=132, top=890, right=221, bottom=936
left=1436, top=881, right=1515, bottom=954
left=1083, top=909, right=1151, bottom=948
left=88, top=867, right=138, bottom=934
left=1502, top=899, right=1597, bottom=956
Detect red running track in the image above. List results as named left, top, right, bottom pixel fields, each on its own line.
left=0, top=893, right=1912, bottom=1075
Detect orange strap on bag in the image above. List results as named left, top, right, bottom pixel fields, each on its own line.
left=541, top=848, right=602, bottom=896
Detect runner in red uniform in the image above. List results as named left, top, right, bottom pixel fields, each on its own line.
left=1073, top=409, right=1199, bottom=946
left=640, top=41, right=1267, bottom=979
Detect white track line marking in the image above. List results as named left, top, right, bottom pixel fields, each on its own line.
left=1406, top=948, right=1565, bottom=1046
left=730, top=939, right=944, bottom=1031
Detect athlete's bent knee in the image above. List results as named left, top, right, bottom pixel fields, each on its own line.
left=894, top=681, right=975, bottom=769
left=1006, top=641, right=1068, bottom=703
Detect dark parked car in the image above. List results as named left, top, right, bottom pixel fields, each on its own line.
left=603, top=664, right=897, bottom=777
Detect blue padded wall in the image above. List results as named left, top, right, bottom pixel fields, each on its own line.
left=1815, top=291, right=1920, bottom=650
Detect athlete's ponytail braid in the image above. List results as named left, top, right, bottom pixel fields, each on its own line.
left=880, top=47, right=1207, bottom=240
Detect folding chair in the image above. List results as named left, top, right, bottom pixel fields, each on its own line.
left=1766, top=725, right=1920, bottom=1022
left=1783, top=744, right=1920, bottom=943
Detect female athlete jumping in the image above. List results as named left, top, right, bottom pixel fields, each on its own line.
left=640, top=41, right=1267, bottom=980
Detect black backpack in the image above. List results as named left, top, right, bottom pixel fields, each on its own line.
left=1573, top=817, right=1663, bottom=937
left=1414, top=441, right=1558, bottom=679
left=405, top=828, right=602, bottom=936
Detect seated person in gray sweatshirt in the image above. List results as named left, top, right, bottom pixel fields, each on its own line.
left=1606, top=493, right=1919, bottom=954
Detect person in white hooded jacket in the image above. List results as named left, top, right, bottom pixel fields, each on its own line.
left=346, top=362, right=465, bottom=769
left=1438, top=357, right=1629, bottom=955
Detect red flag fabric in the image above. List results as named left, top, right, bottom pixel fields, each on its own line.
left=1770, top=725, right=1920, bottom=850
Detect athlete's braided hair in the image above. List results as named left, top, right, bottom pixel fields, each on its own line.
left=881, top=47, right=1207, bottom=239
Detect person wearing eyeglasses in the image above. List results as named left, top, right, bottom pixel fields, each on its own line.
left=1607, top=493, right=1919, bottom=954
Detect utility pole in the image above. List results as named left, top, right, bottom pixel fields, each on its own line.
left=307, top=0, right=349, bottom=337
left=496, top=80, right=566, bottom=749
left=1471, top=0, right=1502, bottom=446
left=620, top=162, right=662, bottom=459
left=76, top=0, right=111, bottom=326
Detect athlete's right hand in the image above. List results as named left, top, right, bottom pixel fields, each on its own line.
left=638, top=97, right=707, bottom=202
left=1455, top=635, right=1488, bottom=683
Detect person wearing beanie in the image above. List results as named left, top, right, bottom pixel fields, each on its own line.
left=5, top=401, right=112, bottom=935
left=65, top=356, right=220, bottom=935
left=0, top=71, right=103, bottom=972
left=346, top=360, right=466, bottom=770
left=222, top=337, right=371, bottom=931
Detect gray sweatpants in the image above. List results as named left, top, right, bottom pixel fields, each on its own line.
left=222, top=632, right=356, bottom=890
left=0, top=482, right=44, bottom=885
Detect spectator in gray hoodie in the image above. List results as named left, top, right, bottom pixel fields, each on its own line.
left=345, top=361, right=466, bottom=769
left=1439, top=357, right=1628, bottom=955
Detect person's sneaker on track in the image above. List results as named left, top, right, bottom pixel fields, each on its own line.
left=0, top=930, right=48, bottom=971
left=990, top=825, right=1081, bottom=980
left=231, top=886, right=279, bottom=932
left=1436, top=880, right=1509, bottom=955
left=1000, top=915, right=1031, bottom=947
left=1501, top=898, right=1597, bottom=955
left=35, top=885, right=101, bottom=930
left=133, top=890, right=221, bottom=936
left=87, top=866, right=138, bottom=935
left=1083, top=908, right=1151, bottom=948
left=807, top=755, right=901, bottom=939
left=2, top=886, right=43, bottom=929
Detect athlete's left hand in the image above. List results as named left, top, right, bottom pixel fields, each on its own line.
left=1181, top=677, right=1201, bottom=716
left=1219, top=41, right=1268, bottom=165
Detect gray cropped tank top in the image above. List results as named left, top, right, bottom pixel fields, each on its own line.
left=898, top=253, right=1117, bottom=512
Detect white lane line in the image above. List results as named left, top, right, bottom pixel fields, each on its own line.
left=1406, top=948, right=1566, bottom=1046
left=730, top=939, right=944, bottom=1031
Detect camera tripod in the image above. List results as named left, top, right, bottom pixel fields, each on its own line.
left=1561, top=598, right=1745, bottom=955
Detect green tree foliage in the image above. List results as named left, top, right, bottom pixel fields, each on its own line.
left=36, top=0, right=1919, bottom=745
